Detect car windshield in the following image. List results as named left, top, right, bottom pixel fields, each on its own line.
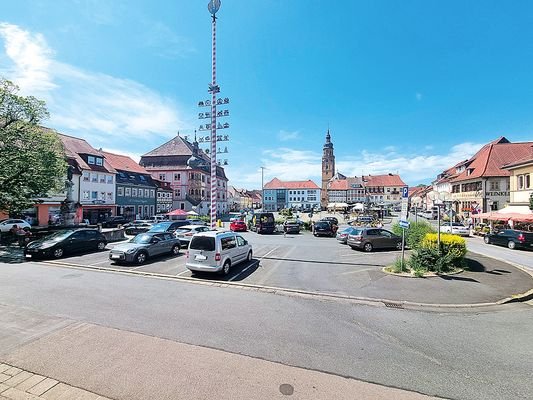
left=316, top=222, right=329, bottom=228
left=45, top=230, right=76, bottom=241
left=149, top=222, right=170, bottom=232
left=130, top=234, right=153, bottom=244
left=190, top=236, right=215, bottom=251
left=175, top=228, right=191, bottom=233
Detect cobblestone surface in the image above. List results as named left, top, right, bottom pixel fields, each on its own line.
left=0, top=364, right=111, bottom=400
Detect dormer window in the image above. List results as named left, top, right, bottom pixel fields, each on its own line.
left=96, top=157, right=103, bottom=166
left=88, top=156, right=95, bottom=164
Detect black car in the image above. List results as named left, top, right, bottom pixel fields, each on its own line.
left=322, top=216, right=339, bottom=225
left=283, top=219, right=301, bottom=234
left=24, top=228, right=107, bottom=259
left=484, top=229, right=533, bottom=250
left=147, top=221, right=191, bottom=235
left=125, top=221, right=153, bottom=235
left=102, top=216, right=128, bottom=228
left=313, top=221, right=336, bottom=237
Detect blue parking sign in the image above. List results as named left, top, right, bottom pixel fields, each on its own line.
left=402, top=187, right=408, bottom=198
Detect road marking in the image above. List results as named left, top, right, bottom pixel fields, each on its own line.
left=90, top=260, right=113, bottom=266
left=176, top=269, right=190, bottom=276
left=339, top=268, right=377, bottom=275
left=227, top=246, right=279, bottom=282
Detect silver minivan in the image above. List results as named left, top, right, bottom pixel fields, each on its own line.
left=186, top=231, right=253, bottom=275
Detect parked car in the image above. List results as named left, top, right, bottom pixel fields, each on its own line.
left=124, top=221, right=153, bottom=236
left=102, top=216, right=128, bottom=228
left=174, top=225, right=211, bottom=247
left=336, top=227, right=358, bottom=244
left=147, top=221, right=191, bottom=236
left=322, top=216, right=339, bottom=225
left=347, top=228, right=402, bottom=252
left=439, top=222, right=470, bottom=236
left=109, top=232, right=181, bottom=264
left=484, top=229, right=533, bottom=250
left=24, top=228, right=107, bottom=259
left=0, top=219, right=31, bottom=232
left=250, top=212, right=276, bottom=234
left=283, top=219, right=301, bottom=234
left=230, top=220, right=247, bottom=232
left=313, top=221, right=336, bottom=237
left=186, top=231, right=253, bottom=275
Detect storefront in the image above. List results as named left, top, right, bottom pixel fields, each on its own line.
left=82, top=204, right=116, bottom=224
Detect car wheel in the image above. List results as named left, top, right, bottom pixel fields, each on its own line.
left=484, top=236, right=490, bottom=244
left=135, top=251, right=148, bottom=264
left=508, top=241, right=516, bottom=250
left=246, top=251, right=253, bottom=262
left=395, top=241, right=402, bottom=250
left=363, top=242, right=373, bottom=252
left=219, top=260, right=231, bottom=276
left=171, top=244, right=180, bottom=255
left=97, top=241, right=106, bottom=251
left=53, top=247, right=64, bottom=258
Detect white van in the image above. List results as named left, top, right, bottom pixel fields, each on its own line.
left=186, top=231, right=253, bottom=275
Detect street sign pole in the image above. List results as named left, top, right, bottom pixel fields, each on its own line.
left=401, top=227, right=406, bottom=272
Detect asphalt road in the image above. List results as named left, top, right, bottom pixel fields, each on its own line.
left=0, top=262, right=532, bottom=400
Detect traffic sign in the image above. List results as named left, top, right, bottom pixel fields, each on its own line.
left=402, top=186, right=409, bottom=198
left=399, top=220, right=410, bottom=229
left=400, top=198, right=408, bottom=221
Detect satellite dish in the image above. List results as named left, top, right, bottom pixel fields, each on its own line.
left=207, top=0, right=221, bottom=15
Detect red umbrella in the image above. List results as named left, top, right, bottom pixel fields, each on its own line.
left=166, top=209, right=188, bottom=216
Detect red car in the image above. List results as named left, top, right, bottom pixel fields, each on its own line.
left=230, top=220, right=247, bottom=232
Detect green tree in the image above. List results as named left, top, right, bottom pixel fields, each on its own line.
left=0, top=79, right=67, bottom=214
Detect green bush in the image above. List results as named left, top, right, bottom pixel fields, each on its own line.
left=279, top=208, right=293, bottom=217
left=302, top=221, right=312, bottom=231
left=409, top=233, right=466, bottom=272
left=391, top=221, right=435, bottom=249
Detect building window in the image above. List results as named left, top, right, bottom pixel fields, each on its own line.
left=107, top=192, right=113, bottom=201
left=490, top=181, right=500, bottom=191
left=107, top=175, right=113, bottom=184
left=96, top=157, right=103, bottom=166
left=132, top=188, right=137, bottom=197
left=518, top=175, right=524, bottom=190
left=180, top=203, right=185, bottom=210
left=91, top=191, right=97, bottom=199
left=145, top=189, right=149, bottom=197
left=83, top=172, right=90, bottom=181
left=174, top=173, right=180, bottom=181
left=83, top=191, right=90, bottom=200
left=159, top=174, right=166, bottom=181
left=91, top=173, right=98, bottom=182
left=99, top=192, right=105, bottom=200
left=527, top=174, right=531, bottom=189
left=150, top=190, right=155, bottom=198
left=117, top=187, right=124, bottom=196
left=99, top=174, right=106, bottom=183
left=202, top=175, right=205, bottom=183
left=125, top=187, right=131, bottom=196
left=88, top=156, right=95, bottom=165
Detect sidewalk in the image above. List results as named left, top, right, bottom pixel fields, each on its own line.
left=0, top=363, right=112, bottom=400
left=2, top=323, right=439, bottom=400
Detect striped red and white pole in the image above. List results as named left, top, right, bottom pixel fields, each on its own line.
left=210, top=15, right=218, bottom=229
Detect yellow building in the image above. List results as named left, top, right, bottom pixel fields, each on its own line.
left=503, top=153, right=533, bottom=213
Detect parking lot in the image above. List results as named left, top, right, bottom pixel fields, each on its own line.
left=33, top=227, right=402, bottom=297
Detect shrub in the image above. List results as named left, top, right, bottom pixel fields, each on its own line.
left=414, top=233, right=467, bottom=272
left=391, top=221, right=435, bottom=249
left=302, top=221, right=312, bottom=231
left=279, top=208, right=293, bottom=217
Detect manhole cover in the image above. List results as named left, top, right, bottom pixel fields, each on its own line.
left=279, top=384, right=294, bottom=395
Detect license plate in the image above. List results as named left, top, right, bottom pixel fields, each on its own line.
left=25, top=254, right=32, bottom=258
left=195, top=254, right=207, bottom=261
left=110, top=254, right=121, bottom=259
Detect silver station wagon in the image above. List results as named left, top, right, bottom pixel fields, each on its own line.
left=186, top=231, right=252, bottom=275
left=109, top=232, right=181, bottom=264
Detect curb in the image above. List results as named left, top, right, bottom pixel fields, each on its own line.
left=32, top=259, right=533, bottom=311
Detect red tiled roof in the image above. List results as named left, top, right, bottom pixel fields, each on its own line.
left=328, top=180, right=348, bottom=190
left=57, top=132, right=116, bottom=173
left=101, top=151, right=148, bottom=174
left=363, top=174, right=406, bottom=187
left=452, top=141, right=533, bottom=182
left=142, top=135, right=196, bottom=157
left=502, top=147, right=533, bottom=169
left=264, top=178, right=320, bottom=190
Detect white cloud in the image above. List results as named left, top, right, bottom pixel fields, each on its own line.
left=277, top=130, right=301, bottom=141
left=102, top=148, right=141, bottom=163
left=228, top=142, right=483, bottom=189
left=0, top=23, right=187, bottom=147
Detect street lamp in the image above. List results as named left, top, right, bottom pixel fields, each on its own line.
left=411, top=196, right=422, bottom=223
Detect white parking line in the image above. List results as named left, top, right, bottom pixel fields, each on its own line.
left=228, top=246, right=279, bottom=282
left=90, top=260, right=113, bottom=266
left=176, top=269, right=190, bottom=276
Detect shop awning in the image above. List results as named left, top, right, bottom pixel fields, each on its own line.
left=472, top=211, right=533, bottom=222
left=166, top=209, right=188, bottom=216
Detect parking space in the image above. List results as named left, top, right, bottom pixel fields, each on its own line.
left=35, top=227, right=402, bottom=296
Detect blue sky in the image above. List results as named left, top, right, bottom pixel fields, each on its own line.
left=1, top=0, right=533, bottom=189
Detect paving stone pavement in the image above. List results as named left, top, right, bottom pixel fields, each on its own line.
left=0, top=363, right=112, bottom=400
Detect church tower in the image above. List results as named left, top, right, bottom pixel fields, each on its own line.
left=321, top=129, right=335, bottom=208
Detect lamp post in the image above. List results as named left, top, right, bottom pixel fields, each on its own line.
left=260, top=166, right=266, bottom=211
left=428, top=191, right=451, bottom=260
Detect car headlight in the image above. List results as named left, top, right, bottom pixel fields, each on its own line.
left=125, top=248, right=137, bottom=254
